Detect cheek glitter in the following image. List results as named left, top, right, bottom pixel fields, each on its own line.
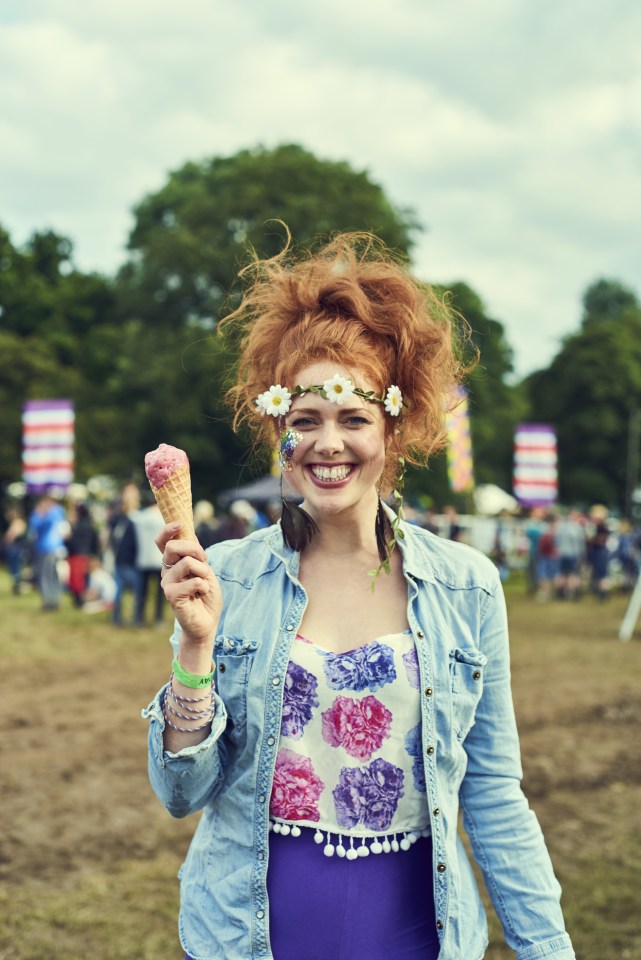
left=279, top=428, right=304, bottom=471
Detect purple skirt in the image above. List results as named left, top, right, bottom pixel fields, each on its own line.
left=186, top=828, right=439, bottom=960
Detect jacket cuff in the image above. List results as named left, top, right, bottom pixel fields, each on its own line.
left=516, top=934, right=575, bottom=960
left=141, top=684, right=228, bottom=766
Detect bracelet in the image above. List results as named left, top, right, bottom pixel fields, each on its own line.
left=162, top=686, right=215, bottom=732
left=172, top=656, right=215, bottom=688
left=169, top=681, right=213, bottom=703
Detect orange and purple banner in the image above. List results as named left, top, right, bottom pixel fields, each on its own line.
left=445, top=386, right=474, bottom=494
left=22, top=399, right=75, bottom=493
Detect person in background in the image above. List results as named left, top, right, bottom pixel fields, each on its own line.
left=194, top=500, right=220, bottom=549
left=615, top=519, right=639, bottom=592
left=82, top=555, right=118, bottom=614
left=3, top=505, right=28, bottom=595
left=442, top=504, right=462, bottom=541
left=587, top=507, right=610, bottom=601
left=28, top=494, right=67, bottom=611
left=66, top=503, right=101, bottom=607
left=108, top=483, right=140, bottom=627
left=134, top=501, right=166, bottom=627
left=554, top=510, right=586, bottom=600
left=214, top=498, right=256, bottom=541
left=523, top=507, right=546, bottom=595
left=536, top=514, right=559, bottom=603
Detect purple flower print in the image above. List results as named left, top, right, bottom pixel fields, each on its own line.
left=333, top=758, right=405, bottom=831
left=402, top=647, right=420, bottom=689
left=322, top=695, right=392, bottom=760
left=404, top=723, right=426, bottom=792
left=281, top=662, right=319, bottom=739
left=270, top=749, right=324, bottom=821
left=322, top=642, right=397, bottom=693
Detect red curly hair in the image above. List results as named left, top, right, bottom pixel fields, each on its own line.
left=220, top=231, right=471, bottom=494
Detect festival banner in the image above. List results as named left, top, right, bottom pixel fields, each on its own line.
left=445, top=386, right=474, bottom=493
left=513, top=423, right=557, bottom=506
left=22, top=400, right=75, bottom=492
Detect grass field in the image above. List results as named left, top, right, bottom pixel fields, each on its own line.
left=1, top=572, right=640, bottom=960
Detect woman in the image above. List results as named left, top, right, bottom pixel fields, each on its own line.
left=143, top=234, right=575, bottom=960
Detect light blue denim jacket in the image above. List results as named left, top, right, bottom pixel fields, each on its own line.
left=143, top=518, right=575, bottom=960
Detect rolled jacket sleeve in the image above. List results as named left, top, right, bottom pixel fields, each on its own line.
left=141, top=684, right=229, bottom=819
left=459, top=580, right=575, bottom=960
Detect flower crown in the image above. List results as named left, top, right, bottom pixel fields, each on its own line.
left=256, top=374, right=403, bottom=418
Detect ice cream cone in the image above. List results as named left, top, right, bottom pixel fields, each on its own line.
left=149, top=463, right=197, bottom=543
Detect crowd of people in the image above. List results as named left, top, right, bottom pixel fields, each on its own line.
left=1, top=488, right=639, bottom=618
left=0, top=485, right=272, bottom=622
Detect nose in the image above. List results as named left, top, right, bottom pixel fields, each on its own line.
left=314, top=421, right=344, bottom=457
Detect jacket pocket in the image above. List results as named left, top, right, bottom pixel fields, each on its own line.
left=214, top=636, right=256, bottom=737
left=449, top=647, right=487, bottom=741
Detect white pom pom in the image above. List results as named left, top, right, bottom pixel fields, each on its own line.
left=280, top=824, right=291, bottom=836
left=370, top=840, right=383, bottom=854
left=400, top=837, right=411, bottom=851
left=358, top=844, right=369, bottom=857
left=314, top=830, right=324, bottom=844
left=268, top=821, right=273, bottom=832
left=346, top=847, right=358, bottom=860
left=336, top=844, right=346, bottom=858
left=391, top=839, right=400, bottom=853
left=291, top=825, right=301, bottom=837
left=324, top=843, right=335, bottom=857
left=408, top=832, right=419, bottom=844
left=272, top=821, right=282, bottom=834
left=382, top=840, right=391, bottom=853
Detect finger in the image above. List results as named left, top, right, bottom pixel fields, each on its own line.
left=161, top=538, right=208, bottom=568
left=155, top=522, right=182, bottom=553
left=165, top=576, right=213, bottom=603
left=162, top=556, right=212, bottom=582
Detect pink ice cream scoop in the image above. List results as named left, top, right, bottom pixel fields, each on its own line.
left=144, top=443, right=189, bottom=488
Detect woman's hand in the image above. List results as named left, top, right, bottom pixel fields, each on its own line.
left=156, top=522, right=223, bottom=646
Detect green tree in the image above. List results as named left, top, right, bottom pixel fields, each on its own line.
left=525, top=279, right=641, bottom=508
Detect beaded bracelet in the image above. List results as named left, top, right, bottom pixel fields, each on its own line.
left=162, top=685, right=215, bottom=732
left=172, top=656, right=215, bottom=689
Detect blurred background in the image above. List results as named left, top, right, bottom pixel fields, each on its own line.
left=1, top=2, right=640, bottom=958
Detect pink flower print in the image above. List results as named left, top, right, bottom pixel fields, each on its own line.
left=269, top=748, right=324, bottom=822
left=321, top=695, right=392, bottom=761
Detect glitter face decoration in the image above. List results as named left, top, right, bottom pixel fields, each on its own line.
left=279, top=428, right=303, bottom=472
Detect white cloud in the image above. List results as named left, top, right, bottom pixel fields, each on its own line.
left=0, top=0, right=639, bottom=375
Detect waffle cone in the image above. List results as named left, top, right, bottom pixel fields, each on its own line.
left=150, top=463, right=197, bottom=543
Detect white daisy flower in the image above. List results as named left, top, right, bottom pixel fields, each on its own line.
left=384, top=385, right=403, bottom=416
left=322, top=374, right=355, bottom=405
left=262, top=385, right=292, bottom=417
left=255, top=391, right=271, bottom=415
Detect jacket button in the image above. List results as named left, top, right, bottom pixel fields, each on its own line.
left=256, top=910, right=265, bottom=919
left=258, top=795, right=266, bottom=803
left=433, top=807, right=440, bottom=816
left=473, top=670, right=481, bottom=680
left=424, top=687, right=433, bottom=696
left=218, top=663, right=226, bottom=673
left=437, top=862, right=446, bottom=873
left=267, top=736, right=275, bottom=746
left=437, top=920, right=443, bottom=930
left=426, top=746, right=435, bottom=755
left=272, top=676, right=281, bottom=685
left=417, top=630, right=425, bottom=638
left=258, top=852, right=265, bottom=861
left=286, top=623, right=295, bottom=631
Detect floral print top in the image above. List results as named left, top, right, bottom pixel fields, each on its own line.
left=269, top=631, right=430, bottom=845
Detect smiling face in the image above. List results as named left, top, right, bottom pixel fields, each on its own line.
left=282, top=361, right=387, bottom=521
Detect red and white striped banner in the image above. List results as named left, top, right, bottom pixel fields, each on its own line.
left=513, top=424, right=557, bottom=506
left=22, top=400, right=75, bottom=492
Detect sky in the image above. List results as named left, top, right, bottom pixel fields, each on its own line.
left=1, top=0, right=639, bottom=377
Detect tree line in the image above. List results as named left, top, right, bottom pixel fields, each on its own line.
left=1, top=143, right=639, bottom=511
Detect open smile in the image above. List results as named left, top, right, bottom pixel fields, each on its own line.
left=306, top=464, right=356, bottom=485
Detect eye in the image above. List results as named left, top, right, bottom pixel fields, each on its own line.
left=345, top=416, right=370, bottom=426
left=290, top=417, right=315, bottom=428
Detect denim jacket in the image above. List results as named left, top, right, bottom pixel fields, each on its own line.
left=143, top=518, right=575, bottom=960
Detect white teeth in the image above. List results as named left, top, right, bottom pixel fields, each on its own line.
left=311, top=465, right=352, bottom=482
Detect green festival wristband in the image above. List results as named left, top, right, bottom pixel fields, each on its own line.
left=172, top=657, right=215, bottom=688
